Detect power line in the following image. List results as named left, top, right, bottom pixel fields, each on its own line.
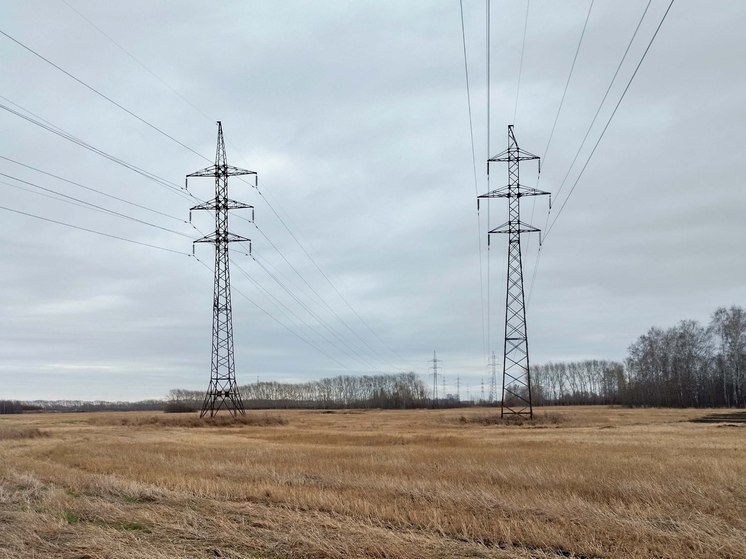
left=541, top=0, right=595, bottom=168
left=197, top=255, right=350, bottom=373
left=45, top=6, right=403, bottom=367
left=459, top=0, right=487, bottom=362
left=4, top=41, right=395, bottom=370
left=527, top=0, right=674, bottom=305
left=252, top=224, right=401, bottom=372
left=513, top=0, right=531, bottom=125
left=0, top=177, right=96, bottom=212
left=58, top=0, right=214, bottom=123
left=528, top=1, right=654, bottom=307
left=197, top=255, right=334, bottom=365
left=544, top=0, right=674, bottom=242
left=0, top=172, right=192, bottom=239
left=0, top=155, right=185, bottom=222
left=39, top=5, right=261, bottom=200
left=6, top=12, right=407, bottom=372
left=230, top=243, right=390, bottom=372
left=40, top=7, right=401, bottom=367
left=4, top=22, right=258, bottom=201
left=0, top=98, right=193, bottom=199
left=254, top=187, right=403, bottom=365
left=514, top=0, right=538, bottom=268
left=551, top=0, right=654, bottom=206
left=0, top=203, right=189, bottom=255
left=250, top=254, right=379, bottom=371
left=230, top=258, right=353, bottom=371
left=486, top=0, right=491, bottom=159
left=0, top=28, right=211, bottom=164
left=486, top=0, right=492, bottom=358
left=246, top=252, right=379, bottom=369
left=233, top=257, right=339, bottom=351
left=51, top=6, right=261, bottom=197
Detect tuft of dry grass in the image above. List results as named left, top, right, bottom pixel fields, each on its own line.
left=0, top=425, right=48, bottom=440
left=87, top=412, right=288, bottom=428
left=0, top=406, right=743, bottom=559
left=454, top=411, right=567, bottom=426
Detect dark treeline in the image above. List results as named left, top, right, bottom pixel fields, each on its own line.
left=2, top=400, right=165, bottom=413
left=0, top=400, right=25, bottom=414
left=169, top=372, right=429, bottom=410
left=534, top=305, right=745, bottom=408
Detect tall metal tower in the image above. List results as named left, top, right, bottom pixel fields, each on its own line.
left=488, top=351, right=498, bottom=404
left=429, top=350, right=442, bottom=406
left=479, top=125, right=549, bottom=418
left=187, top=121, right=256, bottom=417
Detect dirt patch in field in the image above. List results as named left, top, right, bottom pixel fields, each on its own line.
left=690, top=411, right=746, bottom=424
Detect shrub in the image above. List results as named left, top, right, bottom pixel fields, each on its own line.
left=163, top=401, right=198, bottom=413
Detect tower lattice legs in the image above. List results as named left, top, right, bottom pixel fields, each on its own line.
left=187, top=122, right=256, bottom=417
left=478, top=125, right=549, bottom=418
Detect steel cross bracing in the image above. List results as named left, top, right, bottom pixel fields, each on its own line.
left=186, top=121, right=256, bottom=417
left=478, top=125, right=549, bottom=418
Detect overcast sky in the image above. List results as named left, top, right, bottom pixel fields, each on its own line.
left=1, top=1, right=744, bottom=401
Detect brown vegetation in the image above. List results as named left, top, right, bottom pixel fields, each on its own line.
left=0, top=425, right=48, bottom=440
left=87, top=412, right=288, bottom=428
left=0, top=406, right=744, bottom=558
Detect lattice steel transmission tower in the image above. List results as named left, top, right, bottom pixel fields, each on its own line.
left=488, top=351, right=498, bottom=405
left=478, top=125, right=549, bottom=418
left=187, top=121, right=256, bottom=417
left=429, top=350, right=442, bottom=406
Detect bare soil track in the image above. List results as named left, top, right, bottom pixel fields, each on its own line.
left=691, top=410, right=746, bottom=423
left=0, top=406, right=744, bottom=558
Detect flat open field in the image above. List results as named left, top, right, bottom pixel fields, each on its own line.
left=1, top=406, right=744, bottom=559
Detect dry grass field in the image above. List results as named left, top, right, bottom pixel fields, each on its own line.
left=1, top=406, right=744, bottom=559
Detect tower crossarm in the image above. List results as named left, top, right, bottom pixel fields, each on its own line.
left=190, top=199, right=254, bottom=212
left=193, top=232, right=251, bottom=245
left=489, top=148, right=539, bottom=163
left=186, top=165, right=257, bottom=179
left=478, top=184, right=550, bottom=199
left=488, top=220, right=542, bottom=236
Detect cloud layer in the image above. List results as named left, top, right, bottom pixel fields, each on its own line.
left=1, top=1, right=744, bottom=400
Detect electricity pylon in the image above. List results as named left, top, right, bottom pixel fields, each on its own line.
left=478, top=125, right=549, bottom=418
left=488, top=351, right=498, bottom=404
left=187, top=121, right=256, bottom=417
left=429, top=350, right=442, bottom=406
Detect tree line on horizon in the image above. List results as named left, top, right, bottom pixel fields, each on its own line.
left=534, top=305, right=745, bottom=408
left=2, top=306, right=742, bottom=413
left=0, top=399, right=165, bottom=414
left=167, top=371, right=430, bottom=411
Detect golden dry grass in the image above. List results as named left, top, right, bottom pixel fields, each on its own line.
left=0, top=406, right=743, bottom=558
